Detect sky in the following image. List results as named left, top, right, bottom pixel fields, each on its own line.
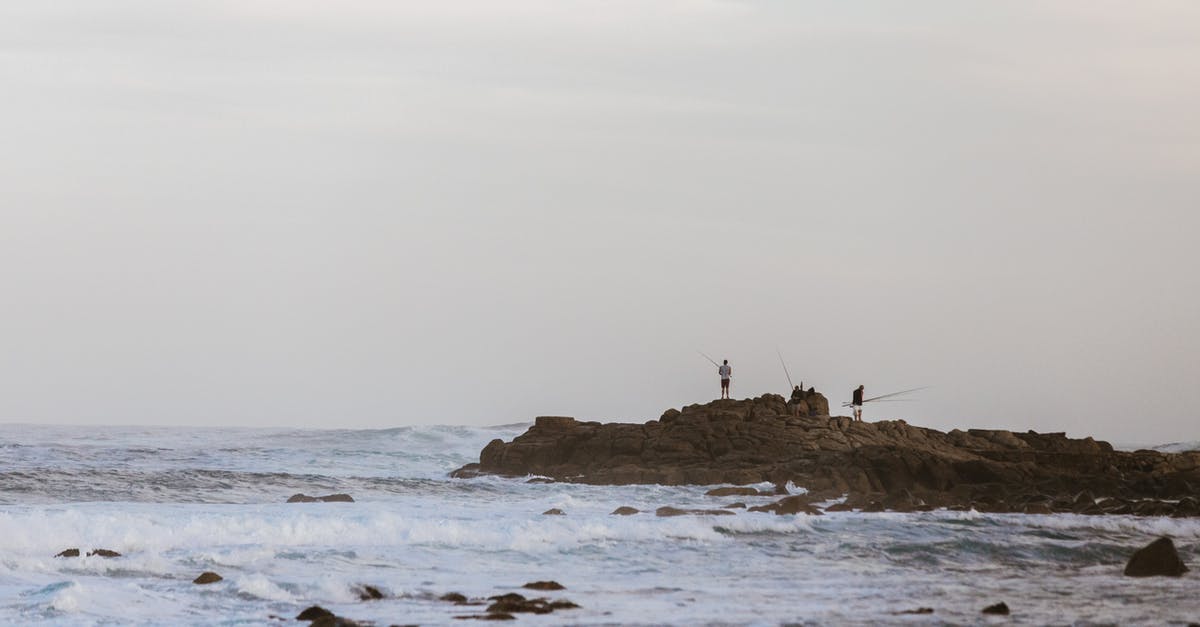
left=1, top=1, right=1197, bottom=444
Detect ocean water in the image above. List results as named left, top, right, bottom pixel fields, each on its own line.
left=1, top=424, right=1198, bottom=626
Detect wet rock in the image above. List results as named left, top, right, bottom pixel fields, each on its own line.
left=981, top=602, right=1010, bottom=615
left=705, top=487, right=762, bottom=497
left=526, top=477, right=554, bottom=484
left=54, top=548, right=80, bottom=558
left=310, top=617, right=364, bottom=627
left=287, top=493, right=355, bottom=503
left=440, top=592, right=469, bottom=603
left=88, top=549, right=121, bottom=558
left=655, top=506, right=735, bottom=517
left=453, top=614, right=515, bottom=621
left=895, top=607, right=934, bottom=614
left=354, top=584, right=384, bottom=600
left=297, top=606, right=335, bottom=620
left=542, top=508, right=565, bottom=516
left=748, top=495, right=823, bottom=516
left=523, top=580, right=565, bottom=590
left=723, top=502, right=747, bottom=509
left=193, top=571, right=223, bottom=584
left=611, top=506, right=639, bottom=515
left=1124, top=537, right=1189, bottom=577
left=824, top=502, right=854, bottom=512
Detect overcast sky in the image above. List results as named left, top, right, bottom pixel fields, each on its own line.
left=1, top=1, right=1197, bottom=444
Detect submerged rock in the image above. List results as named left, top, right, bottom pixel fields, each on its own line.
left=655, top=506, right=735, bottom=517
left=981, top=602, right=1010, bottom=615
left=611, top=506, right=639, bottom=515
left=705, top=487, right=762, bottom=497
left=747, top=495, right=823, bottom=516
left=1124, top=537, right=1189, bottom=577
left=354, top=584, right=384, bottom=600
left=287, top=493, right=354, bottom=503
left=88, top=549, right=121, bottom=558
left=523, top=580, right=565, bottom=590
left=542, top=508, right=565, bottom=516
left=440, top=592, right=469, bottom=603
left=54, top=548, right=80, bottom=558
left=453, top=613, right=515, bottom=621
left=193, top=571, right=223, bottom=584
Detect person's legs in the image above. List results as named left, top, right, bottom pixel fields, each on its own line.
left=721, top=380, right=729, bottom=399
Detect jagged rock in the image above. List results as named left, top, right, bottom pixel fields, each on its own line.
left=611, top=506, right=639, bottom=515
left=88, top=549, right=120, bottom=558
left=288, top=493, right=355, bottom=503
left=297, top=606, right=335, bottom=620
left=193, top=572, right=222, bottom=584
left=655, top=506, right=735, bottom=517
left=452, top=394, right=1200, bottom=514
left=542, top=508, right=565, bottom=516
left=354, top=584, right=384, bottom=600
left=982, top=602, right=1010, bottom=615
left=523, top=581, right=565, bottom=590
left=748, top=495, right=823, bottom=516
left=1124, top=537, right=1189, bottom=577
left=54, top=548, right=79, bottom=558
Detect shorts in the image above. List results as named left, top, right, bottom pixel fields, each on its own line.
left=852, top=403, right=862, bottom=410
left=721, top=379, right=730, bottom=388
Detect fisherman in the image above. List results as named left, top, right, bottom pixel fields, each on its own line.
left=852, top=385, right=865, bottom=421
left=718, top=359, right=732, bottom=399
left=789, top=385, right=805, bottom=416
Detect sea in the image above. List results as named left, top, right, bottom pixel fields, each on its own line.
left=0, top=423, right=1197, bottom=626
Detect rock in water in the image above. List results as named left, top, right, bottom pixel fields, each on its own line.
left=981, top=602, right=1010, bottom=615
left=523, top=580, right=565, bottom=590
left=54, top=548, right=80, bottom=558
left=193, top=571, right=223, bottom=584
left=297, top=606, right=335, bottom=620
left=287, top=493, right=355, bottom=503
left=88, top=549, right=121, bottom=558
left=611, top=506, right=639, bottom=515
left=542, top=508, right=565, bottom=516
left=440, top=592, right=469, bottom=603
left=1124, top=537, right=1189, bottom=577
left=354, top=584, right=384, bottom=600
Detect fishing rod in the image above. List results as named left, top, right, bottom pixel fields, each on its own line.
left=697, top=351, right=720, bottom=367
left=776, top=348, right=794, bottom=390
left=842, top=386, right=929, bottom=407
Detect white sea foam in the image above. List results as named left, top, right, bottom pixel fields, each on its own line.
left=1, top=423, right=1199, bottom=625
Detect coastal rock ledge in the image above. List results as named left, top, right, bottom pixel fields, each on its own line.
left=452, top=394, right=1200, bottom=514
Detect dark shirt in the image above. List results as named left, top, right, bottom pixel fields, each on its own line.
left=790, top=388, right=803, bottom=402
left=852, top=388, right=864, bottom=405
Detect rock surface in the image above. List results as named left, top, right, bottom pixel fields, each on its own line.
left=287, top=493, right=355, bottom=503
left=193, top=571, right=223, bottom=584
left=452, top=394, right=1200, bottom=514
left=982, top=602, right=1010, bottom=615
left=87, top=549, right=121, bottom=558
left=54, top=548, right=79, bottom=558
left=1124, top=537, right=1189, bottom=577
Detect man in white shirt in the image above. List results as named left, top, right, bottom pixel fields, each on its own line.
left=718, top=359, right=732, bottom=399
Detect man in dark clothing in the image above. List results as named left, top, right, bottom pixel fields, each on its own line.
left=789, top=385, right=805, bottom=416
left=852, top=385, right=865, bottom=421
left=718, top=360, right=732, bottom=399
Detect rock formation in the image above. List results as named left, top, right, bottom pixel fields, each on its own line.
left=1124, top=537, right=1189, bottom=577
left=452, top=393, right=1200, bottom=514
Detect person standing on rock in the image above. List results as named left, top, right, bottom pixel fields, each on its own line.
left=718, top=360, right=732, bottom=399
left=852, top=385, right=865, bottom=421
left=789, top=385, right=805, bottom=416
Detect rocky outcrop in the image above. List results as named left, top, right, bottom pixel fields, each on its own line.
left=452, top=394, right=1200, bottom=514
left=1124, top=537, right=1189, bottom=577
left=193, top=571, right=223, bottom=584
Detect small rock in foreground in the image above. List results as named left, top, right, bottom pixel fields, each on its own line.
left=611, top=506, right=639, bottom=515
left=453, top=613, right=515, bottom=621
left=542, top=508, right=565, bottom=516
left=981, top=602, right=1010, bottom=615
left=88, top=549, right=121, bottom=558
left=54, top=548, right=80, bottom=558
left=193, top=572, right=223, bottom=584
left=895, top=607, right=934, bottom=615
left=1124, top=537, right=1189, bottom=577
left=440, top=592, right=469, bottom=603
left=523, top=580, right=565, bottom=590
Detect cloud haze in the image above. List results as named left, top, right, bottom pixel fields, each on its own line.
left=1, top=1, right=1197, bottom=444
